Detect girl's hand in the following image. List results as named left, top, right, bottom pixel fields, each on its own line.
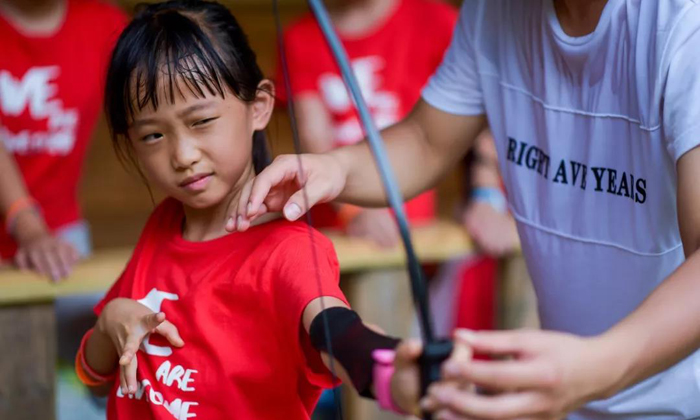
left=12, top=210, right=79, bottom=282
left=97, top=298, right=184, bottom=395
left=229, top=154, right=347, bottom=231
left=392, top=338, right=474, bottom=417
left=422, top=329, right=618, bottom=420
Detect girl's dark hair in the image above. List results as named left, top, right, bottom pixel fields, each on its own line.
left=105, top=0, right=271, bottom=174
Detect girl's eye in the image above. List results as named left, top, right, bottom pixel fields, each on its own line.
left=141, top=133, right=163, bottom=143
left=193, top=117, right=219, bottom=127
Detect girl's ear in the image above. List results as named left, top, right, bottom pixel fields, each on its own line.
left=251, top=79, right=275, bottom=131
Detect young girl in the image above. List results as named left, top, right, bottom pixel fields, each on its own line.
left=74, top=1, right=414, bottom=418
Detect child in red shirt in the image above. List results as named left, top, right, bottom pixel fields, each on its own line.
left=278, top=0, right=458, bottom=246
left=0, top=0, right=127, bottom=278
left=75, top=1, right=416, bottom=419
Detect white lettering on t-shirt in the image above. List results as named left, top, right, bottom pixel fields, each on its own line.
left=137, top=288, right=180, bottom=357
left=0, top=67, right=79, bottom=155
left=318, top=56, right=399, bottom=145
left=155, top=360, right=198, bottom=392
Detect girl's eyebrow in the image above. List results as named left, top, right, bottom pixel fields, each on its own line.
left=177, top=101, right=216, bottom=119
left=131, top=102, right=217, bottom=128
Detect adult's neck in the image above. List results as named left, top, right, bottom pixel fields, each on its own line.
left=0, top=0, right=67, bottom=35
left=329, top=0, right=400, bottom=38
left=553, top=0, right=609, bottom=37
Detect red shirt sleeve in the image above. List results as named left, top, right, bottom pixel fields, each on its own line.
left=267, top=228, right=348, bottom=388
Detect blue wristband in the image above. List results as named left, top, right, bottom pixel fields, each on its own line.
left=471, top=187, right=507, bottom=213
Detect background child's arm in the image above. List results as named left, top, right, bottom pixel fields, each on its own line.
left=0, top=142, right=79, bottom=281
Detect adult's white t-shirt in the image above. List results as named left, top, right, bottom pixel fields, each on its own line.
left=423, top=0, right=700, bottom=418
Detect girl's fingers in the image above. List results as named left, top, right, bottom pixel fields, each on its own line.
left=119, top=364, right=128, bottom=394
left=141, top=312, right=166, bottom=332
left=154, top=320, right=185, bottom=347
left=394, top=339, right=423, bottom=369
left=125, top=354, right=139, bottom=394
left=120, top=332, right=144, bottom=366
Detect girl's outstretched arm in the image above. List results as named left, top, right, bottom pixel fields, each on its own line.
left=302, top=297, right=421, bottom=414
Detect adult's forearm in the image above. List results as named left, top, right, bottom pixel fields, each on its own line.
left=597, top=250, right=700, bottom=397
left=332, top=102, right=486, bottom=207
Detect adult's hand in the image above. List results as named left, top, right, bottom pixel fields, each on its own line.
left=422, top=329, right=619, bottom=420
left=228, top=153, right=348, bottom=232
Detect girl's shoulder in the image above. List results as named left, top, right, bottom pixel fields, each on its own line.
left=250, top=219, right=338, bottom=268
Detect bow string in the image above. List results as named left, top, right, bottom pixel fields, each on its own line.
left=272, top=1, right=453, bottom=419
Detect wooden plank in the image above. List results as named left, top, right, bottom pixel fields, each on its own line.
left=0, top=303, right=56, bottom=420
left=0, top=221, right=472, bottom=306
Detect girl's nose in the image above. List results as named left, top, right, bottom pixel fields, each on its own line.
left=171, top=136, right=202, bottom=170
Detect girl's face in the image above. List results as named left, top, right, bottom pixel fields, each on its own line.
left=127, top=80, right=273, bottom=210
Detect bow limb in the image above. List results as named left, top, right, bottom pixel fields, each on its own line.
left=303, top=2, right=454, bottom=419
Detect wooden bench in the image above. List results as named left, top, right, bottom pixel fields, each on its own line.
left=0, top=220, right=472, bottom=420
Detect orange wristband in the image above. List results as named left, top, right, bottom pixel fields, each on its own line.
left=4, top=196, right=39, bottom=234
left=75, top=329, right=117, bottom=387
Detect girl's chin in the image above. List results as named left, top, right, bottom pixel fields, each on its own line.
left=178, top=192, right=228, bottom=210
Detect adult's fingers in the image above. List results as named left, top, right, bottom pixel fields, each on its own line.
left=453, top=329, right=536, bottom=357
left=228, top=178, right=255, bottom=231
left=427, top=384, right=548, bottom=419
left=154, top=320, right=185, bottom=347
left=444, top=359, right=559, bottom=390
left=246, top=156, right=305, bottom=220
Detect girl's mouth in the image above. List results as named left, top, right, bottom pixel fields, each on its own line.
left=179, top=173, right=213, bottom=192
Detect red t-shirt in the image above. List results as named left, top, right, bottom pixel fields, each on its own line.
left=279, top=0, right=458, bottom=225
left=0, top=0, right=127, bottom=258
left=94, top=198, right=348, bottom=420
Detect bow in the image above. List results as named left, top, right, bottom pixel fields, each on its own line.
left=272, top=1, right=453, bottom=418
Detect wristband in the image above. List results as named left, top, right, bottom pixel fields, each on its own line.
left=372, top=349, right=407, bottom=414
left=4, top=196, right=40, bottom=236
left=471, top=187, right=507, bottom=214
left=75, top=328, right=117, bottom=387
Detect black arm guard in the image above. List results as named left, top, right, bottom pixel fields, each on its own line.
left=309, top=307, right=400, bottom=398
